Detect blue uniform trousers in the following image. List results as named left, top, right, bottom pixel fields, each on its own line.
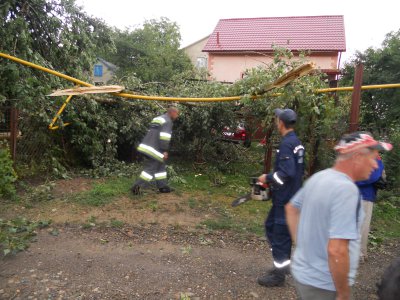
left=265, top=205, right=292, bottom=264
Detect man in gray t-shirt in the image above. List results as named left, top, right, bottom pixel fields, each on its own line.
left=286, top=132, right=392, bottom=300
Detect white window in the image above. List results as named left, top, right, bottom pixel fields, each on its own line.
left=196, top=57, right=207, bottom=69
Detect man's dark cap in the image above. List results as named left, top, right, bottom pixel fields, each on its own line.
left=274, top=108, right=297, bottom=124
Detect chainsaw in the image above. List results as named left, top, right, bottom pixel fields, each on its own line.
left=231, top=177, right=270, bottom=207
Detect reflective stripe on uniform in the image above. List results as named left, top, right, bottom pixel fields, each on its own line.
left=274, top=260, right=291, bottom=269
left=137, top=143, right=164, bottom=162
left=151, top=117, right=166, bottom=125
left=160, top=132, right=172, bottom=141
left=294, top=145, right=305, bottom=154
left=155, top=172, right=167, bottom=180
left=273, top=172, right=284, bottom=185
left=140, top=171, right=153, bottom=181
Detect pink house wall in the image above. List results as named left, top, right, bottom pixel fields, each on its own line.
left=208, top=53, right=339, bottom=82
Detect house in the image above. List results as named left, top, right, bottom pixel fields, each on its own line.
left=202, top=15, right=346, bottom=83
left=92, top=58, right=118, bottom=85
left=182, top=35, right=210, bottom=70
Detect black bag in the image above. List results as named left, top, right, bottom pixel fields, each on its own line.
left=374, top=170, right=387, bottom=190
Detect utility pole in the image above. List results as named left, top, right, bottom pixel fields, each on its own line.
left=349, top=63, right=364, bottom=132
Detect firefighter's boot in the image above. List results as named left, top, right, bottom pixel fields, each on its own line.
left=131, top=185, right=141, bottom=195
left=159, top=186, right=174, bottom=193
left=257, top=267, right=287, bottom=287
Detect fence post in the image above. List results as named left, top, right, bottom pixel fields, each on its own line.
left=9, top=106, right=18, bottom=160
left=263, top=125, right=274, bottom=174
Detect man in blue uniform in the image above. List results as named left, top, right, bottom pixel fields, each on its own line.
left=131, top=106, right=179, bottom=195
left=257, top=108, right=305, bottom=287
left=356, top=156, right=385, bottom=260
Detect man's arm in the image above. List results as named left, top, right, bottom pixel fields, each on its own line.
left=328, top=239, right=351, bottom=300
left=285, top=203, right=300, bottom=244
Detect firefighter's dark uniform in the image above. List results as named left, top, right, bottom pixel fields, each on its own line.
left=133, top=113, right=173, bottom=190
left=265, top=131, right=304, bottom=269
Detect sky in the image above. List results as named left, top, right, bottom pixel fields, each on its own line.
left=76, top=0, right=400, bottom=66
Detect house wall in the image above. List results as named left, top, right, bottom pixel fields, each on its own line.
left=207, top=52, right=339, bottom=82
left=92, top=61, right=115, bottom=84
left=183, top=37, right=209, bottom=69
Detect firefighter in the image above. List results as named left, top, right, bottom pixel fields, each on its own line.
left=131, top=106, right=179, bottom=195
left=257, top=108, right=305, bottom=287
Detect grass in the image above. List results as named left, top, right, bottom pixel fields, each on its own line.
left=66, top=148, right=269, bottom=236
left=110, top=218, right=124, bottom=228
left=200, top=197, right=269, bottom=236
left=73, top=177, right=132, bottom=206
left=148, top=200, right=159, bottom=212
left=188, top=197, right=197, bottom=209
left=371, top=191, right=400, bottom=244
left=82, top=215, right=97, bottom=229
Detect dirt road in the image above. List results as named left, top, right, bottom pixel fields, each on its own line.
left=0, top=224, right=397, bottom=300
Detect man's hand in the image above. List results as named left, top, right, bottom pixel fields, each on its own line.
left=336, top=295, right=350, bottom=300
left=258, top=174, right=267, bottom=183
left=328, top=239, right=351, bottom=300
left=163, top=152, right=169, bottom=161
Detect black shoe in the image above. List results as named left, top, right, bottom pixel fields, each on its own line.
left=257, top=268, right=286, bottom=287
left=159, top=186, right=174, bottom=193
left=131, top=185, right=141, bottom=195
left=264, top=265, right=290, bottom=275
left=280, top=265, right=291, bottom=275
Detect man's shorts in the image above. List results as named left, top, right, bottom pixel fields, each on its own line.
left=294, top=280, right=353, bottom=300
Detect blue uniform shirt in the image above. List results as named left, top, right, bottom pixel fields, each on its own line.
left=267, top=131, right=305, bottom=206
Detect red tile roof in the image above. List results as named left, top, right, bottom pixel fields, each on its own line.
left=203, top=15, right=346, bottom=52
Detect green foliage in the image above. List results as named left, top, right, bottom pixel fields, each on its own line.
left=0, top=0, right=115, bottom=173
left=0, top=217, right=50, bottom=256
left=341, top=30, right=400, bottom=189
left=0, top=143, right=17, bottom=198
left=371, top=191, right=400, bottom=245
left=167, top=71, right=238, bottom=163
left=79, top=161, right=140, bottom=179
left=382, top=126, right=400, bottom=190
left=231, top=47, right=349, bottom=173
left=104, top=17, right=192, bottom=82
left=167, top=165, right=187, bottom=184
left=23, top=181, right=55, bottom=203
left=341, top=29, right=400, bottom=132
left=1, top=0, right=348, bottom=180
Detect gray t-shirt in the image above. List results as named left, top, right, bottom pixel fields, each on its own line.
left=291, top=168, right=364, bottom=291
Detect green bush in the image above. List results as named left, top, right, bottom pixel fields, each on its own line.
left=383, top=127, right=400, bottom=190
left=0, top=143, right=17, bottom=198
